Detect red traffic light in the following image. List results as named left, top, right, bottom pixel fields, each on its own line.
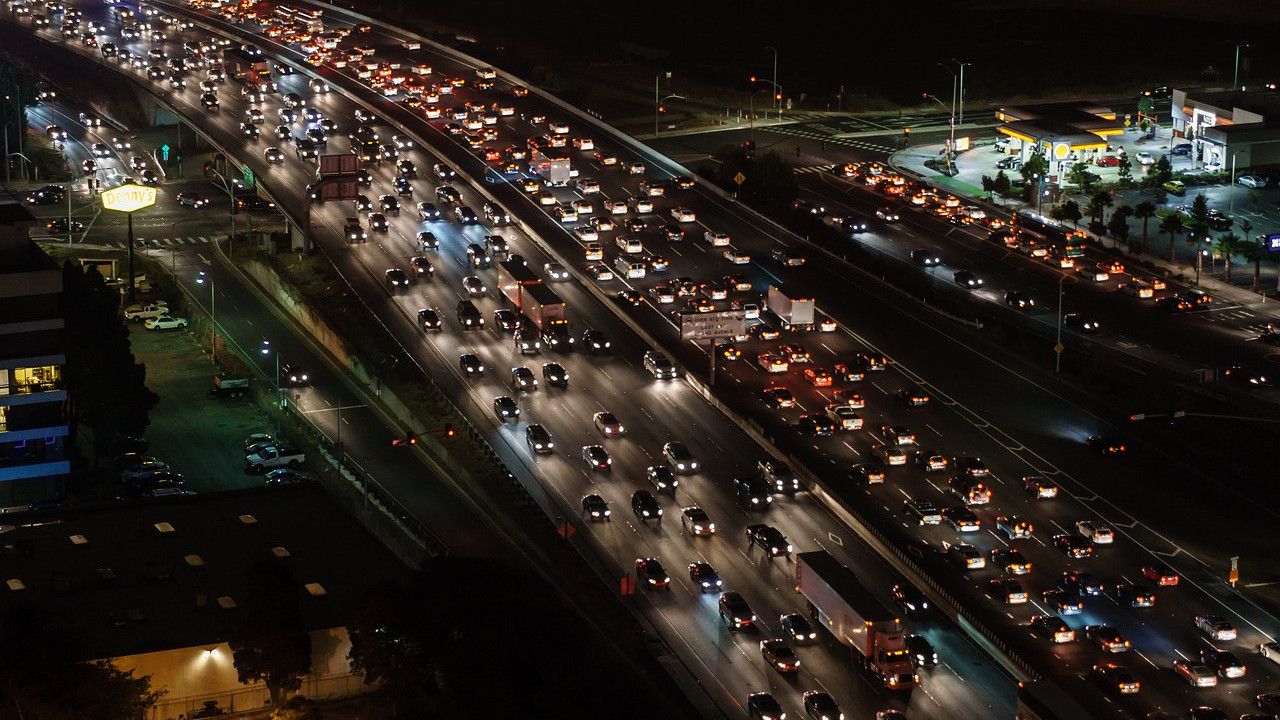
left=750, top=75, right=757, bottom=83
left=658, top=105, right=666, bottom=113
left=444, top=423, right=456, bottom=438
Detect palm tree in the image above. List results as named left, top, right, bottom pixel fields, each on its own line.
left=1240, top=236, right=1265, bottom=291
left=1214, top=232, right=1241, bottom=283
left=1159, top=213, right=1184, bottom=263
left=1091, top=190, right=1114, bottom=224
left=1133, top=201, right=1157, bottom=253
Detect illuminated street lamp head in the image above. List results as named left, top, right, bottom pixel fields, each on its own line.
left=196, top=271, right=207, bottom=285
left=261, top=339, right=271, bottom=356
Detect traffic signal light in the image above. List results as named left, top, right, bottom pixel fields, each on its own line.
left=444, top=423, right=456, bottom=438
left=750, top=75, right=757, bottom=83
left=775, top=93, right=782, bottom=101
left=658, top=105, right=666, bottom=113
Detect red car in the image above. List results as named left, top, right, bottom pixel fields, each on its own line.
left=1095, top=155, right=1122, bottom=167
left=1141, top=563, right=1179, bottom=586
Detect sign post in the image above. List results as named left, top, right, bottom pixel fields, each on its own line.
left=1229, top=556, right=1239, bottom=588
left=680, top=311, right=746, bottom=385
left=101, top=184, right=158, bottom=302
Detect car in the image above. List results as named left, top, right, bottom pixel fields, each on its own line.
left=409, top=256, right=434, bottom=278
left=1022, top=476, right=1059, bottom=499
left=384, top=268, right=409, bottom=290
left=1135, top=151, right=1155, bottom=165
left=948, top=543, right=985, bottom=569
left=780, top=614, right=816, bottom=645
left=688, top=562, right=723, bottom=592
left=680, top=505, right=715, bottom=536
left=902, top=498, right=942, bottom=525
left=1031, top=615, right=1075, bottom=643
left=580, top=444, right=612, bottom=472
left=1060, top=570, right=1105, bottom=597
left=511, top=366, right=538, bottom=393
left=1261, top=641, right=1280, bottom=666
left=1137, top=562, right=1178, bottom=586
left=760, top=639, right=801, bottom=674
left=581, top=329, right=611, bottom=354
left=889, top=583, right=928, bottom=616
left=990, top=548, right=1031, bottom=575
left=1091, top=662, right=1140, bottom=695
left=746, top=692, right=781, bottom=720
left=1109, top=582, right=1157, bottom=608
left=544, top=262, right=569, bottom=281
left=631, top=489, right=661, bottom=520
left=1237, top=174, right=1268, bottom=188
left=772, top=248, right=806, bottom=266
left=1199, top=648, right=1246, bottom=678
left=592, top=411, right=625, bottom=437
left=746, top=524, right=792, bottom=557
left=873, top=443, right=908, bottom=465
left=849, top=462, right=887, bottom=486
left=123, top=302, right=170, bottom=321
left=798, top=414, right=837, bottom=437
left=44, top=218, right=85, bottom=234
left=462, top=276, right=486, bottom=297
left=995, top=515, right=1034, bottom=539
left=1086, top=434, right=1126, bottom=456
left=144, top=315, right=189, bottom=331
left=942, top=505, right=980, bottom=533
left=735, top=476, right=774, bottom=510
left=1063, top=313, right=1101, bottom=333
left=664, top=441, right=698, bottom=474
left=523, top=424, right=555, bottom=455
left=826, top=403, right=863, bottom=431
left=989, top=578, right=1028, bottom=605
left=1004, top=290, right=1037, bottom=309
left=954, top=270, right=984, bottom=289
left=1042, top=589, right=1083, bottom=615
left=893, top=385, right=930, bottom=406
left=280, top=363, right=309, bottom=387
left=910, top=249, right=942, bottom=267
left=1054, top=533, right=1094, bottom=559
left=1094, top=155, right=1122, bottom=168
left=1172, top=659, right=1218, bottom=687
left=634, top=557, right=670, bottom=589
left=904, top=633, right=937, bottom=668
left=492, top=396, right=519, bottom=423
left=263, top=468, right=309, bottom=486
left=1075, top=520, right=1114, bottom=544
left=1195, top=615, right=1237, bottom=641
left=176, top=192, right=209, bottom=209
left=646, top=465, right=678, bottom=494
left=1119, top=280, right=1154, bottom=298
left=879, top=425, right=916, bottom=446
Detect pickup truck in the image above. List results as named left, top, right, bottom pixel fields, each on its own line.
left=245, top=445, right=305, bottom=473
left=123, top=301, right=169, bottom=321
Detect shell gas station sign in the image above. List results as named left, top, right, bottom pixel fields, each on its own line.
left=101, top=184, right=157, bottom=213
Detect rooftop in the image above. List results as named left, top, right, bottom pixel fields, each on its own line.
left=1182, top=88, right=1280, bottom=119
left=0, top=234, right=57, bottom=275
left=0, top=484, right=410, bottom=659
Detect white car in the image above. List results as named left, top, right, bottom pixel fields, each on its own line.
left=544, top=262, right=570, bottom=281
left=704, top=231, right=731, bottom=247
left=1195, top=615, right=1237, bottom=641
left=587, top=264, right=614, bottom=281
left=1237, top=175, right=1267, bottom=188
left=578, top=178, right=601, bottom=194
left=616, top=235, right=644, bottom=254
left=1261, top=641, right=1280, bottom=665
left=573, top=226, right=599, bottom=242
left=671, top=207, right=696, bottom=223
left=606, top=200, right=629, bottom=215
left=1075, top=520, right=1114, bottom=544
left=628, top=161, right=646, bottom=175
left=724, top=249, right=751, bottom=265
left=144, top=314, right=189, bottom=331
left=1135, top=151, right=1155, bottom=166
left=571, top=199, right=594, bottom=215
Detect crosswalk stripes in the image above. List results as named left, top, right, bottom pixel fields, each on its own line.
left=759, top=124, right=895, bottom=155
left=794, top=164, right=836, bottom=175
left=116, top=236, right=213, bottom=248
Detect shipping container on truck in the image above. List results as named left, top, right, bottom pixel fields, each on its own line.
left=530, top=146, right=572, bottom=186
left=766, top=286, right=816, bottom=330
left=794, top=551, right=917, bottom=689
left=497, top=260, right=540, bottom=308
left=224, top=46, right=270, bottom=81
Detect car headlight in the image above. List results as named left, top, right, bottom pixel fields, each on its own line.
left=642, top=510, right=650, bottom=517
left=701, top=581, right=711, bottom=587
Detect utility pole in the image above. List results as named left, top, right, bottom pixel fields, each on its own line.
left=767, top=46, right=779, bottom=117
left=955, top=60, right=971, bottom=125
left=1234, top=43, right=1249, bottom=90
left=1055, top=273, right=1066, bottom=373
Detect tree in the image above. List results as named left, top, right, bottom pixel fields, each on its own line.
left=229, top=561, right=312, bottom=708
left=1020, top=147, right=1048, bottom=187
left=1057, top=199, right=1082, bottom=227
left=993, top=170, right=1011, bottom=196
left=1240, top=234, right=1265, bottom=291
left=1133, top=200, right=1157, bottom=253
left=981, top=174, right=996, bottom=200
left=1108, top=205, right=1133, bottom=247
left=1117, top=155, right=1134, bottom=187
left=1090, top=190, right=1114, bottom=224
left=0, top=605, right=164, bottom=719
left=61, top=262, right=159, bottom=462
left=1159, top=212, right=1184, bottom=262
left=1190, top=194, right=1210, bottom=227
left=1153, top=155, right=1173, bottom=184
left=1214, top=232, right=1242, bottom=283
left=1067, top=161, right=1095, bottom=193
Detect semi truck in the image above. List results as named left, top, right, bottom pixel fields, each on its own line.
left=795, top=551, right=917, bottom=689
left=766, top=285, right=815, bottom=331
left=530, top=146, right=571, bottom=186
left=496, top=261, right=572, bottom=349
left=224, top=47, right=270, bottom=81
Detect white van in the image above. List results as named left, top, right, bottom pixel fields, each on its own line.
left=614, top=255, right=646, bottom=279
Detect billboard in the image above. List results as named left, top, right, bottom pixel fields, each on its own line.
left=100, top=184, right=157, bottom=212
left=679, top=310, right=746, bottom=341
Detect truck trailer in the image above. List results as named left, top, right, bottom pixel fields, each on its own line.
left=766, top=285, right=816, bottom=331
left=795, top=551, right=917, bottom=689
left=495, top=261, right=573, bottom=349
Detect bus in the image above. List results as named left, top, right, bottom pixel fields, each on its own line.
left=1016, top=210, right=1087, bottom=257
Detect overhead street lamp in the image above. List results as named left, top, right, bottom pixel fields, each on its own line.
left=748, top=88, right=771, bottom=143
left=1229, top=150, right=1243, bottom=213
left=196, top=268, right=217, bottom=364
left=937, top=64, right=958, bottom=162
left=952, top=59, right=972, bottom=125
left=1234, top=43, right=1250, bottom=90
left=765, top=46, right=779, bottom=114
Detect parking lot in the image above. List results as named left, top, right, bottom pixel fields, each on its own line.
left=126, top=322, right=276, bottom=494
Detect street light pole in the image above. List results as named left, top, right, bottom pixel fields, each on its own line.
left=1055, top=273, right=1066, bottom=373
left=766, top=46, right=778, bottom=116
left=954, top=60, right=971, bottom=126
left=1234, top=43, right=1249, bottom=90
left=1229, top=150, right=1242, bottom=213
